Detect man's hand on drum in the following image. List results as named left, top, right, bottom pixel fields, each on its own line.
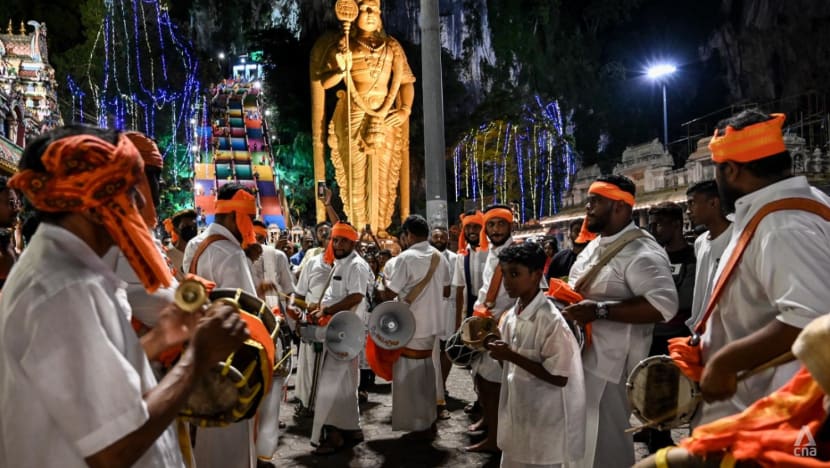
left=562, top=299, right=599, bottom=326
left=486, top=340, right=514, bottom=362
left=311, top=304, right=328, bottom=320
left=699, top=355, right=738, bottom=402
left=191, top=302, right=249, bottom=373
left=141, top=303, right=202, bottom=361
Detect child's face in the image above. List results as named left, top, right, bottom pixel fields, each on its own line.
left=501, top=261, right=543, bottom=299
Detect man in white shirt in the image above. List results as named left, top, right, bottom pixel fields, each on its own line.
left=308, top=223, right=373, bottom=454
left=467, top=204, right=517, bottom=453
left=164, top=209, right=198, bottom=281
left=0, top=125, right=247, bottom=468
left=378, top=215, right=451, bottom=437
left=564, top=175, right=678, bottom=468
left=429, top=226, right=457, bottom=417
left=183, top=183, right=260, bottom=468
left=293, top=229, right=333, bottom=417
left=693, top=110, right=830, bottom=425
left=684, top=180, right=732, bottom=331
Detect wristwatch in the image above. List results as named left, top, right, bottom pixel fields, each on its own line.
left=595, top=301, right=610, bottom=320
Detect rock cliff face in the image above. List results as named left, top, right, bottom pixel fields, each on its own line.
left=705, top=0, right=830, bottom=103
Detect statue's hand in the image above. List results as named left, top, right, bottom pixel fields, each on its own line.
left=335, top=51, right=353, bottom=73
left=384, top=108, right=410, bottom=127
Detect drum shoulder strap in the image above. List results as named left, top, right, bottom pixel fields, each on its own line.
left=403, top=252, right=441, bottom=304
left=573, top=229, right=647, bottom=293
left=188, top=235, right=233, bottom=275
left=695, top=197, right=830, bottom=334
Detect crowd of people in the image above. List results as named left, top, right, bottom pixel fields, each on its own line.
left=0, top=108, right=829, bottom=468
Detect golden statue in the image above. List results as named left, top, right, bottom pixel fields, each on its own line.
left=310, top=0, right=415, bottom=235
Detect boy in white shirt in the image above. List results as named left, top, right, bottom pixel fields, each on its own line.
left=486, top=242, right=586, bottom=467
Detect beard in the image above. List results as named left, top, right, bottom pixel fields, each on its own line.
left=334, top=249, right=352, bottom=259
left=586, top=216, right=607, bottom=234
left=430, top=241, right=447, bottom=252
left=717, top=181, right=740, bottom=214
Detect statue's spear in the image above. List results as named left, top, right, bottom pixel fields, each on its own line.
left=335, top=0, right=359, bottom=223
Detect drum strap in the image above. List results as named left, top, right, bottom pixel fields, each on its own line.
left=694, top=197, right=830, bottom=335
left=573, top=228, right=647, bottom=293
left=402, top=252, right=441, bottom=304
left=188, top=234, right=233, bottom=275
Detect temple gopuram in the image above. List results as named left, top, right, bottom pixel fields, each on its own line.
left=0, top=19, right=62, bottom=175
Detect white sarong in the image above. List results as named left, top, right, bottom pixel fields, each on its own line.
left=392, top=336, right=437, bottom=431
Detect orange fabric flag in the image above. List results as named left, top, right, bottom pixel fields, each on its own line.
left=681, top=366, right=828, bottom=467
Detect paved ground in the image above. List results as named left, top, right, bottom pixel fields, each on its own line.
left=268, top=362, right=691, bottom=467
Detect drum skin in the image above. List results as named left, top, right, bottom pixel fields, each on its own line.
left=626, top=355, right=701, bottom=430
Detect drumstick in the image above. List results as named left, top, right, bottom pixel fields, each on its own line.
left=625, top=350, right=796, bottom=433
left=274, top=291, right=309, bottom=309
left=274, top=348, right=294, bottom=369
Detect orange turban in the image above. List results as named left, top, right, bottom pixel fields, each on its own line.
left=9, top=133, right=173, bottom=292
left=573, top=181, right=636, bottom=244
left=482, top=207, right=512, bottom=250
left=215, top=190, right=257, bottom=248
left=458, top=211, right=486, bottom=254
left=163, top=218, right=178, bottom=244
left=253, top=225, right=268, bottom=239
left=124, top=132, right=163, bottom=228
left=324, top=222, right=358, bottom=264
left=709, top=113, right=787, bottom=164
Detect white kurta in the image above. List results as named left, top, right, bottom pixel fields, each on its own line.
left=0, top=224, right=183, bottom=468
left=686, top=225, right=732, bottom=329
left=311, top=251, right=373, bottom=444
left=385, top=241, right=451, bottom=431
left=699, top=176, right=830, bottom=424
left=252, top=244, right=295, bottom=308
left=294, top=253, right=332, bottom=407
left=568, top=222, right=678, bottom=468
left=183, top=222, right=257, bottom=468
left=497, top=291, right=585, bottom=467
left=473, top=238, right=516, bottom=382
left=103, top=242, right=179, bottom=328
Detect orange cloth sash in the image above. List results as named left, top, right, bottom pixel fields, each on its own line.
left=458, top=211, right=486, bottom=254
left=545, top=278, right=592, bottom=348
left=324, top=222, right=358, bottom=264
left=669, top=198, right=830, bottom=382
left=215, top=190, right=257, bottom=248
left=365, top=337, right=402, bottom=381
left=9, top=133, right=173, bottom=293
left=709, top=113, right=787, bottom=164
left=588, top=181, right=635, bottom=207
left=681, top=366, right=828, bottom=467
left=163, top=218, right=179, bottom=244
left=473, top=264, right=503, bottom=318
left=574, top=218, right=597, bottom=244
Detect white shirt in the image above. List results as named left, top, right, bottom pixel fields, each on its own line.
left=452, top=245, right=486, bottom=318
left=297, top=246, right=324, bottom=274
left=441, top=249, right=458, bottom=337
left=183, top=223, right=256, bottom=294
left=700, top=176, right=830, bottom=423
left=251, top=244, right=295, bottom=301
left=321, top=250, right=373, bottom=317
left=686, top=225, right=733, bottom=329
left=474, top=238, right=515, bottom=318
left=0, top=224, right=182, bottom=468
left=386, top=241, right=451, bottom=340
left=296, top=253, right=332, bottom=304
left=103, top=240, right=179, bottom=328
left=569, top=222, right=678, bottom=383
left=497, top=291, right=586, bottom=465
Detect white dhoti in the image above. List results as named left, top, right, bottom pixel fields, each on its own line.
left=575, top=371, right=634, bottom=468
left=432, top=337, right=445, bottom=405
left=193, top=420, right=255, bottom=468
left=392, top=336, right=437, bottom=431
left=500, top=453, right=563, bottom=468
left=310, top=352, right=360, bottom=444
left=255, top=376, right=285, bottom=461
left=294, top=341, right=318, bottom=407
left=358, top=308, right=370, bottom=370
left=472, top=351, right=503, bottom=383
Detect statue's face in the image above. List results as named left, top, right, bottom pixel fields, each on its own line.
left=357, top=0, right=382, bottom=33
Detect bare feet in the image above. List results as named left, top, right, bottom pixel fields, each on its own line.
left=463, top=439, right=500, bottom=454
left=467, top=418, right=486, bottom=433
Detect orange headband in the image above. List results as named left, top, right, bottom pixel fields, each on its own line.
left=324, top=222, right=359, bottom=264
left=458, top=211, right=486, bottom=254
left=588, top=181, right=635, bottom=207
left=709, top=113, right=786, bottom=163
left=253, top=225, right=268, bottom=238
left=124, top=131, right=163, bottom=168
left=9, top=133, right=172, bottom=292
left=215, top=190, right=257, bottom=248
left=483, top=207, right=513, bottom=225
left=163, top=218, right=178, bottom=244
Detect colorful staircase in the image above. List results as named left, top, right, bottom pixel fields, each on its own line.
left=193, top=79, right=286, bottom=229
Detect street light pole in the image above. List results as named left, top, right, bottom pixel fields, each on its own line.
left=661, top=81, right=668, bottom=153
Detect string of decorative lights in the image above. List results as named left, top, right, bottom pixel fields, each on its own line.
left=451, top=96, right=577, bottom=223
